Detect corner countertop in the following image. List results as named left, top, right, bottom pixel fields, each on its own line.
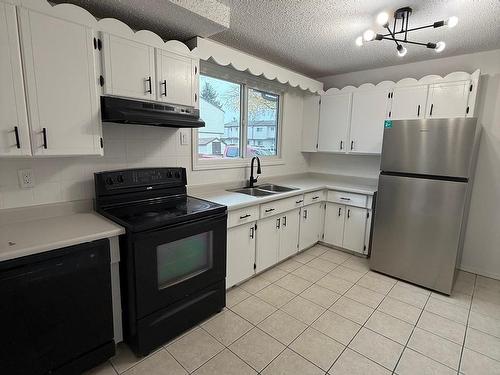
left=0, top=212, right=125, bottom=262
left=191, top=174, right=378, bottom=211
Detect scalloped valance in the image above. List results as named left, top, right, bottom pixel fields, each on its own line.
left=187, top=37, right=324, bottom=94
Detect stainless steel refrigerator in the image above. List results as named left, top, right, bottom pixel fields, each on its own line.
left=370, top=118, right=481, bottom=295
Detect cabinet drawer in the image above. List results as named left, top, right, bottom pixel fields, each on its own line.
left=228, top=206, right=259, bottom=228
left=327, top=190, right=367, bottom=208
left=304, top=190, right=326, bottom=205
left=260, top=195, right=304, bottom=218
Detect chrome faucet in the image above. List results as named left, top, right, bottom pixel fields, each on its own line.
left=248, top=157, right=261, bottom=188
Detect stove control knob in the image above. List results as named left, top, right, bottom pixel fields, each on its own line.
left=116, top=175, right=124, bottom=183
left=106, top=177, right=114, bottom=185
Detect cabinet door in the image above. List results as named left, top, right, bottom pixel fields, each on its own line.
left=349, top=88, right=390, bottom=154
left=19, top=8, right=101, bottom=156
left=426, top=81, right=470, bottom=119
left=301, top=95, right=320, bottom=152
left=324, top=203, right=345, bottom=247
left=0, top=3, right=31, bottom=156
left=255, top=215, right=280, bottom=272
left=318, top=93, right=351, bottom=153
left=102, top=33, right=155, bottom=100
left=156, top=49, right=193, bottom=106
left=390, top=85, right=428, bottom=120
left=227, top=222, right=256, bottom=288
left=299, top=203, right=323, bottom=250
left=279, top=209, right=300, bottom=261
left=192, top=60, right=199, bottom=108
left=343, top=206, right=367, bottom=254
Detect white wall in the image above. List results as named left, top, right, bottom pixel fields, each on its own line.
left=313, top=49, right=500, bottom=279
left=0, top=90, right=308, bottom=209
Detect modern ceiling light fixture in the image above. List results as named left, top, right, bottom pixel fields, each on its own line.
left=355, top=7, right=458, bottom=56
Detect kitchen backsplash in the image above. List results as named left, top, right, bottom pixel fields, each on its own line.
left=0, top=92, right=308, bottom=209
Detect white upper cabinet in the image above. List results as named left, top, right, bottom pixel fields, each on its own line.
left=102, top=33, right=156, bottom=100
left=318, top=93, right=351, bottom=153
left=19, top=8, right=102, bottom=156
left=301, top=95, right=320, bottom=152
left=156, top=49, right=192, bottom=106
left=0, top=3, right=31, bottom=157
left=426, top=80, right=471, bottom=119
left=349, top=87, right=390, bottom=154
left=390, top=85, right=428, bottom=120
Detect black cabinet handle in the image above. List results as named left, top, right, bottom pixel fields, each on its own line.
left=338, top=207, right=341, bottom=217
left=239, top=214, right=251, bottom=219
left=430, top=103, right=434, bottom=116
left=194, top=65, right=198, bottom=74
left=347, top=209, right=351, bottom=219
left=295, top=199, right=303, bottom=204
left=351, top=140, right=354, bottom=150
left=14, top=126, right=20, bottom=149
left=417, top=104, right=421, bottom=117
left=265, top=208, right=275, bottom=213
left=42, top=128, right=48, bottom=149
left=340, top=140, right=343, bottom=150
left=303, top=209, right=308, bottom=219
left=312, top=196, right=319, bottom=200
left=282, top=216, right=287, bottom=227
left=250, top=227, right=254, bottom=239
left=276, top=218, right=280, bottom=229
left=161, top=79, right=167, bottom=96
left=194, top=93, right=198, bottom=102
left=146, top=76, right=152, bottom=94
left=340, top=197, right=351, bottom=201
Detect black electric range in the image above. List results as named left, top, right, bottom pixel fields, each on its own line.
left=95, top=168, right=227, bottom=356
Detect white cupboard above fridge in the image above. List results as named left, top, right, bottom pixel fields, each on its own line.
left=302, top=70, right=480, bottom=155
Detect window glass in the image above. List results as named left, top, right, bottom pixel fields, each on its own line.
left=247, top=88, right=279, bottom=157
left=198, top=75, right=241, bottom=159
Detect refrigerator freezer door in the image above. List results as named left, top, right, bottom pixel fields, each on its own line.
left=381, top=118, right=477, bottom=178
left=370, top=174, right=467, bottom=294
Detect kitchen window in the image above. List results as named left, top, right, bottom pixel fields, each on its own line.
left=193, top=64, right=283, bottom=170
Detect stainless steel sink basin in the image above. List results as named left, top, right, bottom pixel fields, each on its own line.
left=255, top=184, right=299, bottom=193
left=229, top=187, right=277, bottom=197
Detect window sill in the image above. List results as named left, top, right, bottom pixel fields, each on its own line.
left=192, top=157, right=285, bottom=171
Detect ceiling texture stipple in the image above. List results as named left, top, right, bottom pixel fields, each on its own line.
left=52, top=0, right=500, bottom=78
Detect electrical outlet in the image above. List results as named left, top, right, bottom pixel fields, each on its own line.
left=180, top=130, right=189, bottom=145
left=18, top=169, right=35, bottom=189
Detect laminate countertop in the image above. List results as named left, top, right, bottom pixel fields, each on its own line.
left=191, top=175, right=378, bottom=211
left=0, top=212, right=125, bottom=262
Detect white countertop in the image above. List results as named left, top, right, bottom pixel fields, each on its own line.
left=0, top=213, right=125, bottom=262
left=192, top=175, right=377, bottom=210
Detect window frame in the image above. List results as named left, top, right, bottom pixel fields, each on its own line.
left=192, top=67, right=284, bottom=171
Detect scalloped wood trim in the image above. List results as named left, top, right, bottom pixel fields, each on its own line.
left=187, top=37, right=324, bottom=94
left=324, top=69, right=481, bottom=95
left=19, top=0, right=193, bottom=56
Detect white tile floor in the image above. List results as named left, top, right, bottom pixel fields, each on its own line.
left=85, top=245, right=500, bottom=375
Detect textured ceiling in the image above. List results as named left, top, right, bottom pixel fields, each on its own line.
left=52, top=0, right=500, bottom=78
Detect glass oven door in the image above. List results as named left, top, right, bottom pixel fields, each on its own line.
left=133, top=213, right=226, bottom=318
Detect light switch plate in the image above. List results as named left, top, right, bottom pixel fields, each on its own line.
left=180, top=130, right=189, bottom=145
left=18, top=169, right=35, bottom=189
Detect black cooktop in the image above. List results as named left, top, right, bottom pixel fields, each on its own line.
left=100, top=195, right=225, bottom=232
left=94, top=168, right=226, bottom=232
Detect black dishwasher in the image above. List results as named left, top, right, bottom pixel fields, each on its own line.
left=0, top=239, right=115, bottom=375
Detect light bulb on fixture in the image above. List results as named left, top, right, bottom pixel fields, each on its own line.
left=376, top=12, right=390, bottom=27
left=397, top=45, right=407, bottom=57
left=363, top=29, right=376, bottom=42
left=435, top=41, right=446, bottom=53
left=355, top=36, right=363, bottom=46
left=446, top=16, right=458, bottom=28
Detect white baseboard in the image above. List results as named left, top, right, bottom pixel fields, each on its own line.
left=458, top=264, right=500, bottom=281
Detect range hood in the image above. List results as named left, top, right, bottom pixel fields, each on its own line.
left=101, top=96, right=205, bottom=128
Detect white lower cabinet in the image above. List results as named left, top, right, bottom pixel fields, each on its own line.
left=324, top=202, right=368, bottom=255
left=256, top=208, right=300, bottom=273
left=278, top=208, right=300, bottom=261
left=226, top=222, right=256, bottom=288
left=299, top=203, right=324, bottom=250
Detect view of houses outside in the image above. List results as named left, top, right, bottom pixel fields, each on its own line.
left=198, top=75, right=279, bottom=159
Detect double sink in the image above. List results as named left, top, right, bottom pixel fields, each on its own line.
left=228, top=184, right=299, bottom=197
